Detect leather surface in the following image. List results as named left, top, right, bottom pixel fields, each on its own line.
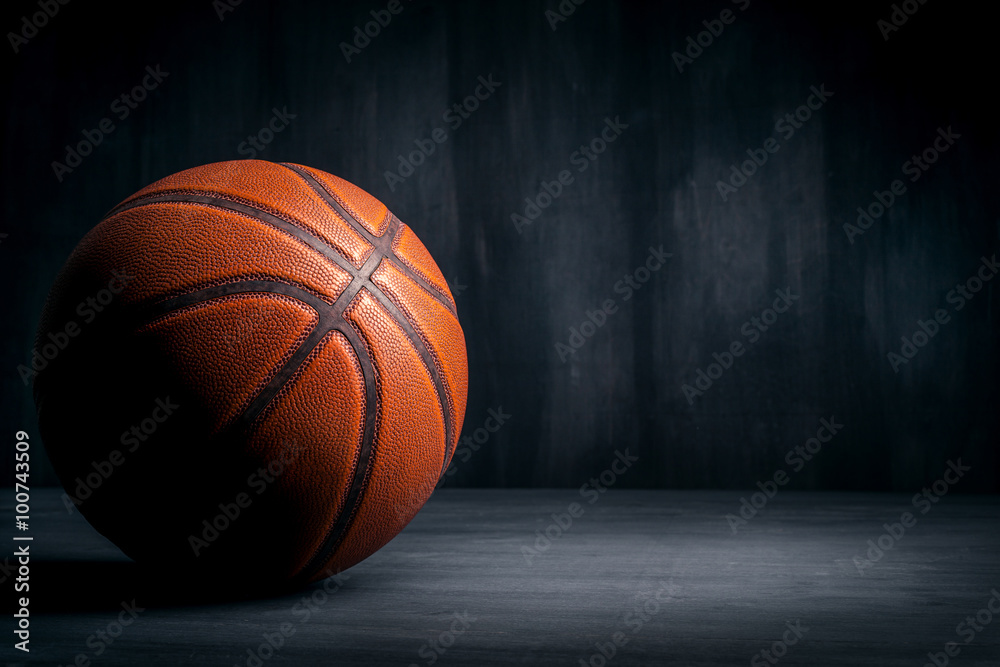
left=294, top=164, right=391, bottom=238
left=120, top=161, right=375, bottom=269
left=138, top=294, right=318, bottom=432
left=324, top=290, right=448, bottom=574
left=372, top=259, right=468, bottom=456
left=83, top=202, right=353, bottom=303
left=391, top=223, right=456, bottom=312
left=249, top=330, right=366, bottom=579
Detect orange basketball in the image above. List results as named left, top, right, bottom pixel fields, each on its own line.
left=32, top=160, right=467, bottom=588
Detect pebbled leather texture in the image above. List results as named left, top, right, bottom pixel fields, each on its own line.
left=137, top=294, right=319, bottom=432
left=295, top=164, right=391, bottom=238
left=371, top=258, right=468, bottom=457
left=33, top=159, right=469, bottom=588
left=122, top=161, right=376, bottom=269
left=391, top=223, right=456, bottom=312
left=330, top=290, right=447, bottom=575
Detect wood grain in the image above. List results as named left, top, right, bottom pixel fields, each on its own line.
left=7, top=487, right=999, bottom=665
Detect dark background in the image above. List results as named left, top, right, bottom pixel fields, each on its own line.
left=2, top=0, right=997, bottom=491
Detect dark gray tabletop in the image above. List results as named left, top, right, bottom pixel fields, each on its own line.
left=4, top=488, right=999, bottom=666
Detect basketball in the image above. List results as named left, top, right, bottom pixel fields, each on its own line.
left=32, top=160, right=468, bottom=588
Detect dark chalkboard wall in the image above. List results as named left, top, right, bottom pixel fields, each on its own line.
left=2, top=0, right=997, bottom=490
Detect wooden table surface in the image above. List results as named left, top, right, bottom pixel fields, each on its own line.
left=4, top=488, right=999, bottom=666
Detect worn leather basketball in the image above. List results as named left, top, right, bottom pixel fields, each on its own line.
left=33, top=160, right=467, bottom=588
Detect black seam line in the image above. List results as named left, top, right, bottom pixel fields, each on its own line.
left=278, top=164, right=386, bottom=241
left=278, top=162, right=458, bottom=317
left=139, top=281, right=334, bottom=433
left=292, top=218, right=455, bottom=581
left=384, top=215, right=459, bottom=316
left=234, top=235, right=388, bottom=431
left=293, top=322, right=378, bottom=585
left=366, top=287, right=454, bottom=479
left=107, top=194, right=365, bottom=278
left=276, top=163, right=455, bottom=472
left=141, top=277, right=379, bottom=585
left=142, top=281, right=329, bottom=320
left=113, top=192, right=385, bottom=433
left=105, top=191, right=386, bottom=582
left=105, top=188, right=448, bottom=580
left=280, top=226, right=394, bottom=583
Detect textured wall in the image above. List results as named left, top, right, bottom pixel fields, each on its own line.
left=2, top=0, right=996, bottom=490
